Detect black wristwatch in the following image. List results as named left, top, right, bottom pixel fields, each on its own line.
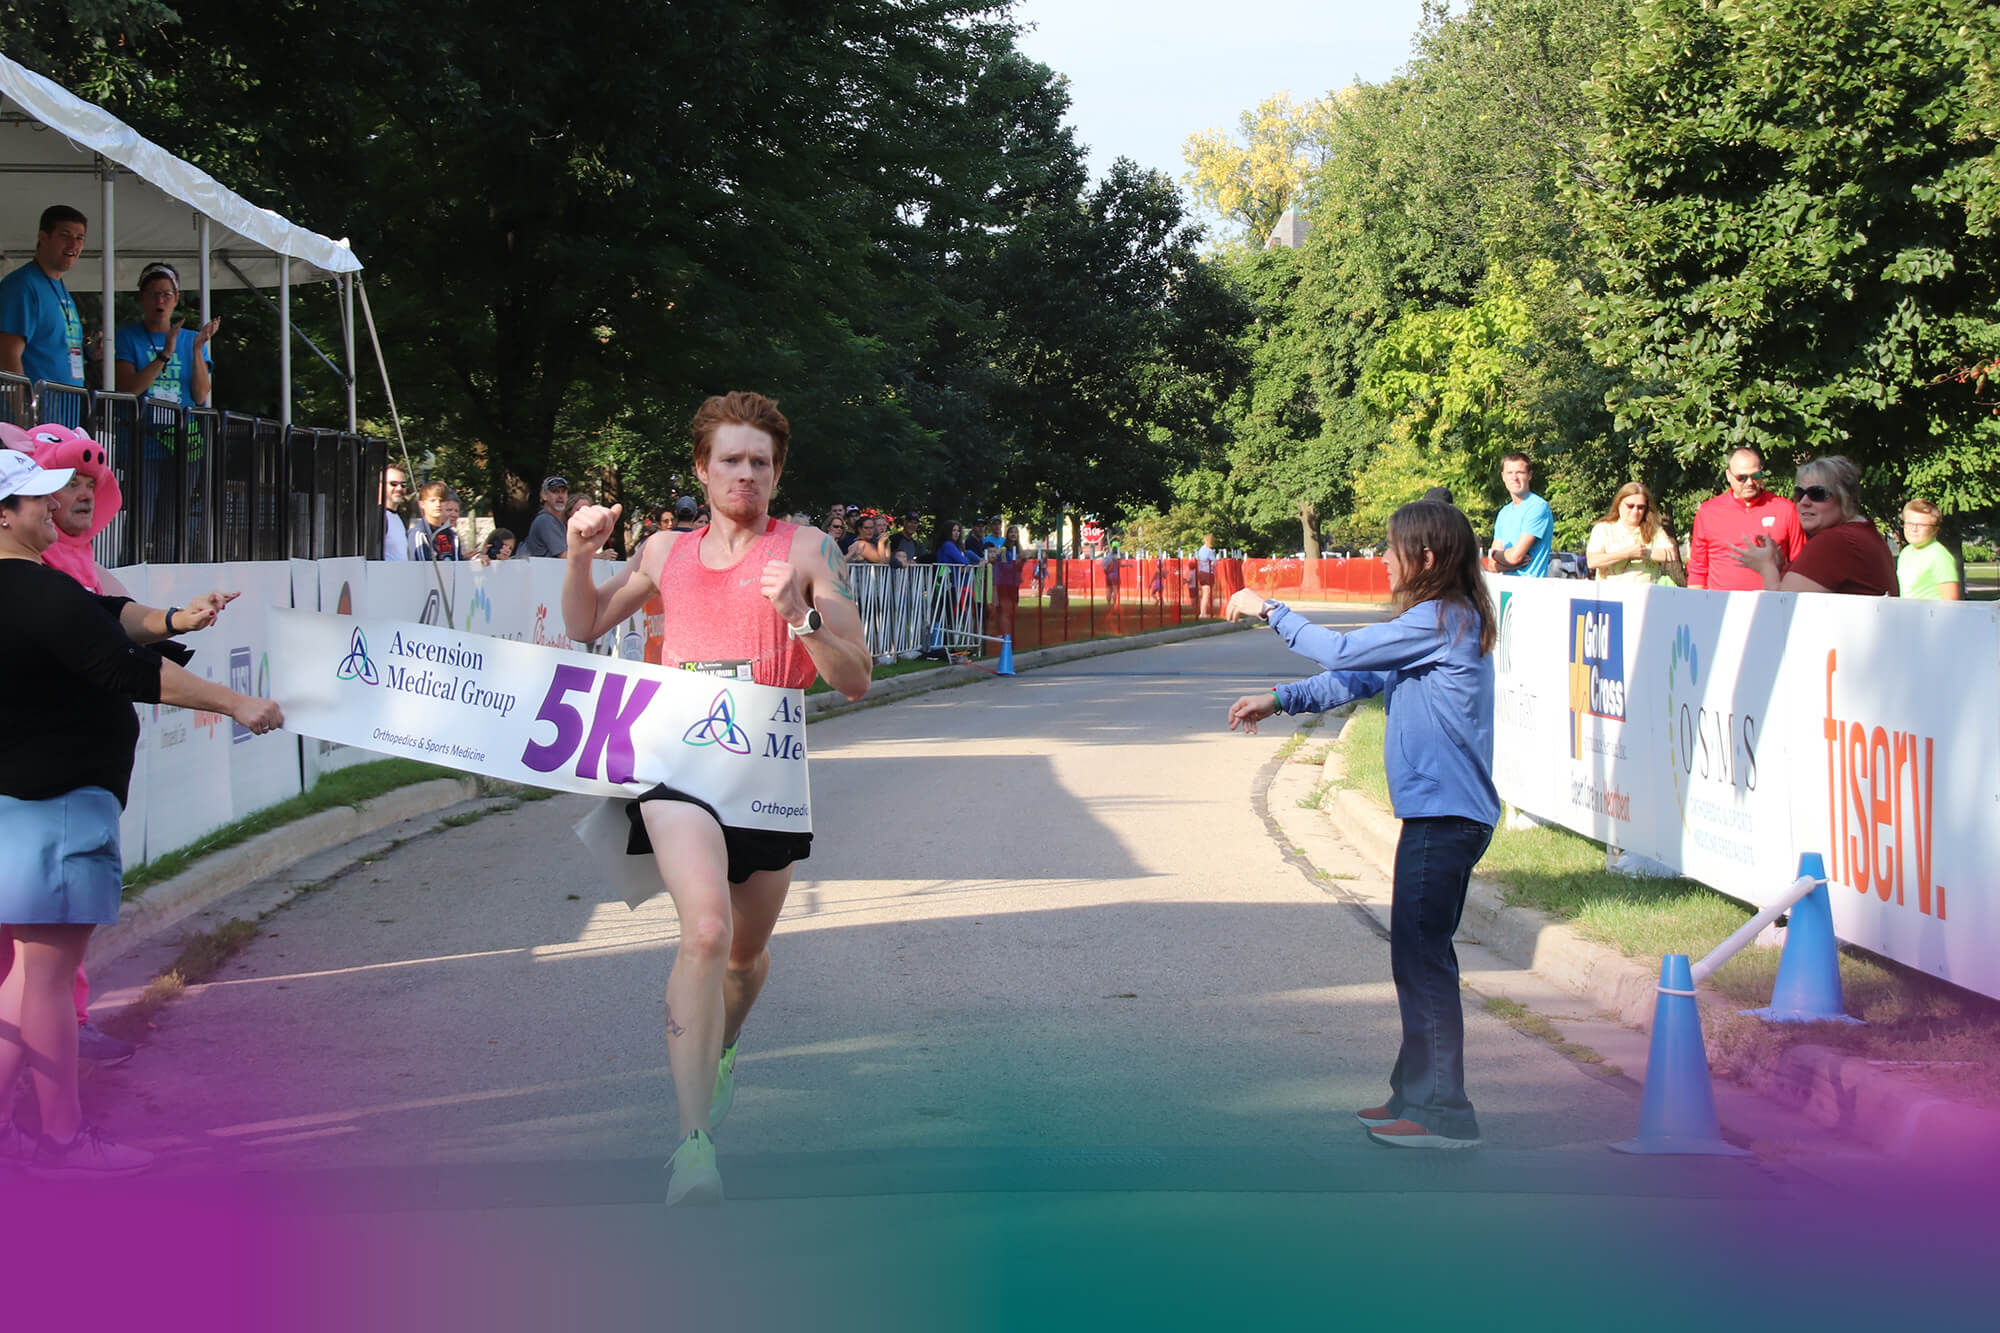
left=165, top=605, right=181, bottom=634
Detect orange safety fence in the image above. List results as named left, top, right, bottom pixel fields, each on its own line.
left=638, top=556, right=1390, bottom=666
left=993, top=556, right=1390, bottom=656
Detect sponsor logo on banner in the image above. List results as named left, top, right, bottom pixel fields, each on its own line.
left=1665, top=623, right=1762, bottom=866
left=1564, top=599, right=1632, bottom=824
left=684, top=690, right=753, bottom=755
left=532, top=604, right=575, bottom=651
left=1566, top=599, right=1626, bottom=756
left=1820, top=649, right=1945, bottom=920
left=338, top=628, right=380, bottom=685
left=230, top=646, right=254, bottom=743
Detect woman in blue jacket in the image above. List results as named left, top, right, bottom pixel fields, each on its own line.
left=1226, top=499, right=1499, bottom=1149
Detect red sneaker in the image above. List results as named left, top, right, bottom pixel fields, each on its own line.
left=1367, top=1119, right=1481, bottom=1150
left=1355, top=1105, right=1399, bottom=1128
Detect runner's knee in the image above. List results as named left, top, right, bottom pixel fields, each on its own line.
left=680, top=912, right=732, bottom=962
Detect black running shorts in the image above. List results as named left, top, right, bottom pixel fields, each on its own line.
left=626, top=784, right=812, bottom=885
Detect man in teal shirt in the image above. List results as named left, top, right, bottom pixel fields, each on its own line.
left=0, top=205, right=90, bottom=425
left=1489, top=452, right=1553, bottom=577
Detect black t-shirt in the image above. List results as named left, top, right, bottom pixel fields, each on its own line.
left=0, top=560, right=165, bottom=806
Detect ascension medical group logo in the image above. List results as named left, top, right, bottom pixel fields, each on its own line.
left=337, top=627, right=380, bottom=685
left=1565, top=599, right=1626, bottom=760
left=334, top=626, right=519, bottom=717
left=683, top=689, right=753, bottom=756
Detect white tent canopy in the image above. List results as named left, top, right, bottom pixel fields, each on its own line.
left=0, top=54, right=368, bottom=426
left=0, top=53, right=360, bottom=292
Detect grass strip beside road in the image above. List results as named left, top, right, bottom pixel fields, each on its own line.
left=1335, top=700, right=2000, bottom=1099
left=122, top=758, right=464, bottom=898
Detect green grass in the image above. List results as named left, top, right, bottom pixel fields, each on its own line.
left=1334, top=699, right=2000, bottom=1098
left=97, top=917, right=262, bottom=1045
left=122, top=758, right=462, bottom=897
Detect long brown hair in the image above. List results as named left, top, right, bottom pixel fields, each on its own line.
left=1594, top=481, right=1666, bottom=545
left=1386, top=500, right=1496, bottom=656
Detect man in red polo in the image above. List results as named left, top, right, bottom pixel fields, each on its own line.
left=1686, top=446, right=1805, bottom=590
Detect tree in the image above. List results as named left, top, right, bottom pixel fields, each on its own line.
left=1582, top=0, right=2000, bottom=515
left=1181, top=92, right=1337, bottom=246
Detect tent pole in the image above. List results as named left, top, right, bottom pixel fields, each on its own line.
left=198, top=218, right=212, bottom=328
left=99, top=165, right=115, bottom=392
left=279, top=261, right=292, bottom=427
left=342, top=273, right=356, bottom=432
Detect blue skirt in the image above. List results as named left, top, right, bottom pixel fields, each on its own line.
left=0, top=787, right=125, bottom=925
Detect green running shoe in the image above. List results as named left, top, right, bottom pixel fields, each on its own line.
left=665, top=1129, right=723, bottom=1207
left=711, top=1041, right=738, bottom=1129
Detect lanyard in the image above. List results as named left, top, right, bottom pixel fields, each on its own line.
left=41, top=272, right=77, bottom=332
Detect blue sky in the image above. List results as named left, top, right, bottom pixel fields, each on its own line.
left=1007, top=0, right=1435, bottom=187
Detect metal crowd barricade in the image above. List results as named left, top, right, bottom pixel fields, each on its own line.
left=845, top=564, right=985, bottom=662
left=0, top=370, right=29, bottom=427
left=4, top=377, right=382, bottom=565
left=927, top=563, right=989, bottom=657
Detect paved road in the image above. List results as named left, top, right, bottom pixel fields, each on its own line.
left=38, top=617, right=1991, bottom=1331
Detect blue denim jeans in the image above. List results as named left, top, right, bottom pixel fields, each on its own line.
left=1384, top=815, right=1494, bottom=1139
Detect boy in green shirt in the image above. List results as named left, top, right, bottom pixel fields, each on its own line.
left=1897, top=500, right=1961, bottom=601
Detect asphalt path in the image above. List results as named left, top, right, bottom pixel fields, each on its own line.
left=38, top=615, right=1991, bottom=1331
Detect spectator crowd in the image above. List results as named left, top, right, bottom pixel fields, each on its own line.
left=1477, top=447, right=1966, bottom=601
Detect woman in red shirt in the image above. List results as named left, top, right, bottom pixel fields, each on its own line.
left=1729, top=455, right=1895, bottom=595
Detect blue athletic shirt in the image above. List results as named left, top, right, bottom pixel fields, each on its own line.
left=0, top=262, right=84, bottom=387
left=1493, top=492, right=1554, bottom=577
left=1266, top=600, right=1499, bottom=827
left=114, top=323, right=210, bottom=408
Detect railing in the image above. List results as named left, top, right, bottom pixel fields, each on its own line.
left=1, top=372, right=385, bottom=567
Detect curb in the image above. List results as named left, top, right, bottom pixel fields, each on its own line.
left=89, top=777, right=482, bottom=968
left=1311, top=739, right=2000, bottom=1161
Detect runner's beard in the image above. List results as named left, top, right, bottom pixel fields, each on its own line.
left=712, top=490, right=769, bottom=524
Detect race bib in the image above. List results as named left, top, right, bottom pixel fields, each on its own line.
left=681, top=658, right=753, bottom=681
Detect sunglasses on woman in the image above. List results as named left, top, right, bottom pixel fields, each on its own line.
left=1793, top=485, right=1833, bottom=503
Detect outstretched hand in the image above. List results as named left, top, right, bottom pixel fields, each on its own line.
left=1227, top=692, right=1281, bottom=735
left=1224, top=589, right=1266, bottom=622
left=234, top=696, right=283, bottom=737
left=567, top=503, right=622, bottom=556
left=177, top=590, right=239, bottom=632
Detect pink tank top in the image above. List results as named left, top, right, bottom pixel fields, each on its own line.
left=651, top=518, right=818, bottom=689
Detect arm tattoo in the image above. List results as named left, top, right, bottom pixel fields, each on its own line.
left=820, top=535, right=857, bottom=603
left=664, top=1003, right=687, bottom=1039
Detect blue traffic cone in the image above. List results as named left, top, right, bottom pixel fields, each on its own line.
left=1611, top=954, right=1751, bottom=1157
left=1746, top=853, right=1860, bottom=1024
left=996, top=634, right=1015, bottom=676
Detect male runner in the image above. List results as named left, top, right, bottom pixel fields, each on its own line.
left=561, top=391, right=871, bottom=1205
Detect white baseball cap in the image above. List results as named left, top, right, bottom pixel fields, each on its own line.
left=0, top=449, right=74, bottom=502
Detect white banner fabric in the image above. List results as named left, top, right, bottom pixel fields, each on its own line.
left=267, top=608, right=812, bottom=834
left=1489, top=576, right=2000, bottom=999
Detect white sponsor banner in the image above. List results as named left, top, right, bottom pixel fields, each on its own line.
left=1490, top=576, right=2000, bottom=998
left=267, top=608, right=812, bottom=833
left=137, top=563, right=260, bottom=854
left=302, top=556, right=377, bottom=785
